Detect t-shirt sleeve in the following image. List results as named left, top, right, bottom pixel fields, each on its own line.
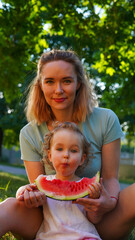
left=103, top=110, right=124, bottom=145
left=20, top=129, right=42, bottom=162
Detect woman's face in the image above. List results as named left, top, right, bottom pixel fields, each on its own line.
left=40, top=60, right=80, bottom=116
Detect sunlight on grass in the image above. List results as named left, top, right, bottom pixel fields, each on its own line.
left=0, top=172, right=28, bottom=239
left=0, top=171, right=28, bottom=201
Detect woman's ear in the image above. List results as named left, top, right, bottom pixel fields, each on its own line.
left=48, top=150, right=52, bottom=162
left=77, top=82, right=81, bottom=90
left=79, top=154, right=86, bottom=166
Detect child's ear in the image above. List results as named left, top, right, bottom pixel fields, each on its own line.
left=48, top=150, right=52, bottom=162
left=79, top=154, right=86, bottom=166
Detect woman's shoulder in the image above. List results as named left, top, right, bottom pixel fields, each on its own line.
left=83, top=107, right=123, bottom=145
left=85, top=107, right=122, bottom=132
left=20, top=121, right=37, bottom=135
left=87, top=107, right=117, bottom=122
left=20, top=121, right=48, bottom=137
left=92, top=107, right=116, bottom=116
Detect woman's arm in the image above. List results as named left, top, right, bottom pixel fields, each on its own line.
left=16, top=161, right=45, bottom=205
left=101, top=138, right=120, bottom=197
left=76, top=138, right=121, bottom=223
left=24, top=160, right=45, bottom=183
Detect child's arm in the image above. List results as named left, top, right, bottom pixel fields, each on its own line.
left=16, top=182, right=46, bottom=208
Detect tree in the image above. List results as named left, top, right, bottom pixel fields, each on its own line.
left=0, top=0, right=134, bottom=154
left=0, top=0, right=43, bottom=154
left=91, top=1, right=135, bottom=139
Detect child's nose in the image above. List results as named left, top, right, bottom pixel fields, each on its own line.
left=64, top=150, right=69, bottom=158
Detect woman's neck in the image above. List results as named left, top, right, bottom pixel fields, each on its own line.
left=47, top=108, right=78, bottom=131
left=52, top=109, right=74, bottom=123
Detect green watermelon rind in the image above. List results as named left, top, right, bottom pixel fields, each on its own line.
left=35, top=171, right=100, bottom=201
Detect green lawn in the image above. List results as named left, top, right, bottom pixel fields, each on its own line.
left=0, top=171, right=28, bottom=201
left=0, top=172, right=28, bottom=240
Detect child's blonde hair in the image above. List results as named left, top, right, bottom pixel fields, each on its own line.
left=42, top=122, right=91, bottom=174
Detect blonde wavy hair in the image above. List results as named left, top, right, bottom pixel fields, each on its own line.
left=26, top=49, right=98, bottom=125
left=42, top=122, right=91, bottom=174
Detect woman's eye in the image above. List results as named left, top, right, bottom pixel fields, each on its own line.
left=46, top=80, right=54, bottom=84
left=64, top=79, right=72, bottom=84
left=42, top=79, right=54, bottom=84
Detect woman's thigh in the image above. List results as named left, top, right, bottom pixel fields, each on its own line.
left=0, top=197, right=43, bottom=239
left=95, top=184, right=135, bottom=240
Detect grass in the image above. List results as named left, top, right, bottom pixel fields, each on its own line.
left=0, top=172, right=28, bottom=240
left=0, top=171, right=135, bottom=240
left=0, top=171, right=28, bottom=201
left=0, top=162, right=25, bottom=168
left=119, top=177, right=135, bottom=185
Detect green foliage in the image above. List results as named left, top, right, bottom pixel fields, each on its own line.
left=0, top=232, right=17, bottom=240
left=0, top=0, right=134, bottom=149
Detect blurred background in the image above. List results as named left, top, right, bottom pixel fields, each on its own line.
left=0, top=0, right=135, bottom=179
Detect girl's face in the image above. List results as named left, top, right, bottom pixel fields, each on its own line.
left=40, top=60, right=80, bottom=118
left=48, top=129, right=86, bottom=181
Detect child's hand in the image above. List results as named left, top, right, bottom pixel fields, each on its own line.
left=88, top=182, right=101, bottom=199
left=16, top=184, right=37, bottom=200
left=16, top=183, right=46, bottom=208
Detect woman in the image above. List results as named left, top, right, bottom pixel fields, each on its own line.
left=0, top=49, right=135, bottom=240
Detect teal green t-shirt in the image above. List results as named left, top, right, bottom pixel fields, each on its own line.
left=20, top=107, right=124, bottom=178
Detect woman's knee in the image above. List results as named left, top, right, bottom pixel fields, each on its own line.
left=1, top=197, right=43, bottom=225
left=120, top=183, right=135, bottom=201
left=1, top=197, right=17, bottom=214
left=118, top=183, right=135, bottom=223
left=2, top=197, right=43, bottom=237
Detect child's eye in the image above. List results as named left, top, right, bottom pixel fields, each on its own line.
left=71, top=149, right=77, bottom=153
left=56, top=148, right=63, bottom=151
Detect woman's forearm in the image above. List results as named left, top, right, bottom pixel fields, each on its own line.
left=103, top=177, right=120, bottom=199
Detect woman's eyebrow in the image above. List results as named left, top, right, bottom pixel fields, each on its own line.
left=62, top=76, right=74, bottom=80
left=43, top=77, right=54, bottom=81
left=43, top=76, right=74, bottom=81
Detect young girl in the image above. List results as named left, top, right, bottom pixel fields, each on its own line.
left=26, top=122, right=102, bottom=240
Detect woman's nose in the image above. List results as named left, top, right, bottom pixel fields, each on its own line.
left=55, top=83, right=63, bottom=94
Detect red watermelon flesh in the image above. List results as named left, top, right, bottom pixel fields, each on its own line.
left=35, top=172, right=100, bottom=201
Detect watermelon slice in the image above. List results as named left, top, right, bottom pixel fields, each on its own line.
left=35, top=172, right=100, bottom=201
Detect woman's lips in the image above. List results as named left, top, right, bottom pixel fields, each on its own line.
left=53, top=98, right=66, bottom=103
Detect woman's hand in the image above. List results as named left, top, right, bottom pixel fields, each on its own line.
left=16, top=183, right=46, bottom=208
left=75, top=181, right=118, bottom=224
